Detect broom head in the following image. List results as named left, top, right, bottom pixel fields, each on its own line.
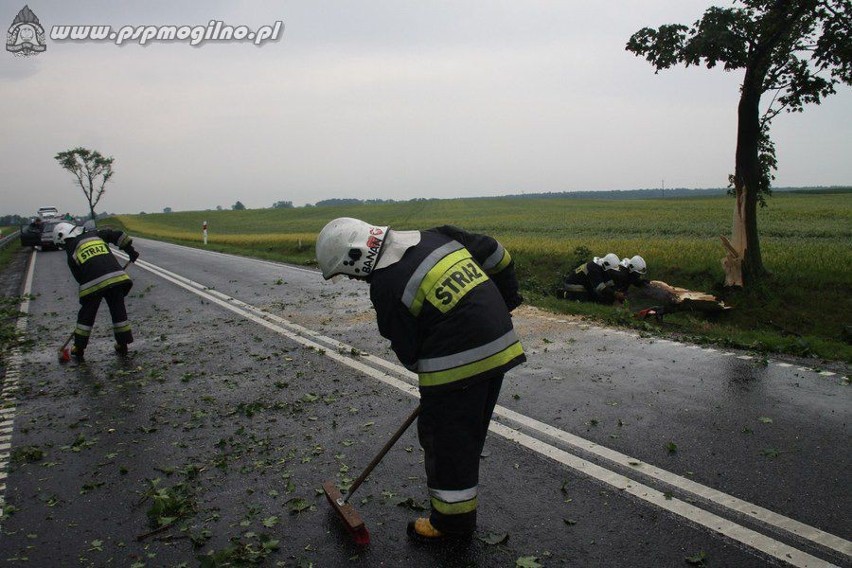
left=322, top=480, right=370, bottom=545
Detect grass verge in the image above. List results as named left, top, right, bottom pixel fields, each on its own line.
left=102, top=193, right=851, bottom=365
left=0, top=245, right=26, bottom=366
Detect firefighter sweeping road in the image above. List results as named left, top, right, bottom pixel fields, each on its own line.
left=0, top=240, right=849, bottom=567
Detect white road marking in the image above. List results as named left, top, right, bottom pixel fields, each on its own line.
left=0, top=250, right=34, bottom=523
left=122, top=252, right=850, bottom=566
left=136, top=237, right=319, bottom=276
left=493, top=423, right=837, bottom=568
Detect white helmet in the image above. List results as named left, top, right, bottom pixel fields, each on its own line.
left=316, top=217, right=389, bottom=279
left=621, top=255, right=647, bottom=275
left=52, top=222, right=84, bottom=246
left=594, top=253, right=621, bottom=271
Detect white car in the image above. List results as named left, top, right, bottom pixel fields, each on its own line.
left=37, top=206, right=59, bottom=219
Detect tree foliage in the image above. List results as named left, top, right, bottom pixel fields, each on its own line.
left=232, top=201, right=246, bottom=211
left=54, top=147, right=115, bottom=224
left=626, top=0, right=850, bottom=284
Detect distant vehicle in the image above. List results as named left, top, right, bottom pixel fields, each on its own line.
left=20, top=218, right=63, bottom=251
left=37, top=206, right=59, bottom=219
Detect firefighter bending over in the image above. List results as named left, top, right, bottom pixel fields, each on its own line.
left=53, top=222, right=140, bottom=361
left=316, top=218, right=526, bottom=542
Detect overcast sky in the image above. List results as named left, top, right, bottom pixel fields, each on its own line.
left=2, top=1, right=849, bottom=216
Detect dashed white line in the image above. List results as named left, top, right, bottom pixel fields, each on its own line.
left=0, top=249, right=35, bottom=524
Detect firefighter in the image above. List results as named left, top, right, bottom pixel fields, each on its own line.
left=613, top=255, right=649, bottom=298
left=53, top=222, right=140, bottom=361
left=558, top=252, right=621, bottom=304
left=316, top=218, right=525, bottom=542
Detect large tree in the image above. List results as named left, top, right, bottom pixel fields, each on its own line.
left=54, top=147, right=116, bottom=224
left=626, top=0, right=850, bottom=286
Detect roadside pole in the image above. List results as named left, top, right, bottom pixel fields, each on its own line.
left=203, top=221, right=208, bottom=245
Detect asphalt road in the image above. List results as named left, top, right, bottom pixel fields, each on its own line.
left=0, top=240, right=848, bottom=567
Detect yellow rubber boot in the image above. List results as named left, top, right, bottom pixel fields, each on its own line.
left=407, top=518, right=446, bottom=542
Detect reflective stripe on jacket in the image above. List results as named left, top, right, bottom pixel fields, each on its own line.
left=65, top=229, right=133, bottom=298
left=370, top=227, right=525, bottom=392
left=563, top=261, right=615, bottom=302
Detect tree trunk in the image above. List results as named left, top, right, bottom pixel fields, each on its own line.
left=722, top=73, right=767, bottom=287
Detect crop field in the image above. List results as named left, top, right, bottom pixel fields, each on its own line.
left=108, top=191, right=851, bottom=363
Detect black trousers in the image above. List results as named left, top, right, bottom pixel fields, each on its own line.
left=558, top=290, right=591, bottom=301
left=417, top=373, right=504, bottom=534
left=74, top=286, right=133, bottom=350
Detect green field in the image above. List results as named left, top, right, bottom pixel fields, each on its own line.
left=106, top=192, right=852, bottom=363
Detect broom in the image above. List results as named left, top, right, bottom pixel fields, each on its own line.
left=57, top=331, right=74, bottom=363
left=323, top=404, right=421, bottom=545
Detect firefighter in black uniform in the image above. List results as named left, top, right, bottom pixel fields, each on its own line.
left=613, top=255, right=649, bottom=297
left=53, top=222, right=140, bottom=361
left=558, top=252, right=621, bottom=304
left=316, top=218, right=525, bottom=542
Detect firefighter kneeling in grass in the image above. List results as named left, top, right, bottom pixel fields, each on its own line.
left=53, top=222, right=140, bottom=361
left=316, top=218, right=526, bottom=542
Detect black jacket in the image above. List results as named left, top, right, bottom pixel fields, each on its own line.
left=612, top=268, right=647, bottom=293
left=64, top=228, right=136, bottom=298
left=369, top=226, right=525, bottom=393
left=563, top=261, right=617, bottom=303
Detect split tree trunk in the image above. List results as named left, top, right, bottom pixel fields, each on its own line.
left=721, top=72, right=767, bottom=287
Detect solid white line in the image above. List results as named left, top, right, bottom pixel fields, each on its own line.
left=494, top=405, right=851, bottom=557
left=124, top=257, right=420, bottom=397
left=123, top=255, right=421, bottom=384
left=18, top=250, right=36, bottom=317
left=134, top=237, right=319, bottom=276
left=493, top=423, right=836, bottom=568
left=130, top=253, right=850, bottom=565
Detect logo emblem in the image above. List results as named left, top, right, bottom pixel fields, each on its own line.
left=7, top=5, right=46, bottom=56
left=366, top=236, right=383, bottom=249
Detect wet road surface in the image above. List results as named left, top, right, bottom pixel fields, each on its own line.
left=0, top=241, right=848, bottom=567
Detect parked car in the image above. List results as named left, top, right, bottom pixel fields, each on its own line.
left=20, top=218, right=63, bottom=251
left=37, top=206, right=59, bottom=219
